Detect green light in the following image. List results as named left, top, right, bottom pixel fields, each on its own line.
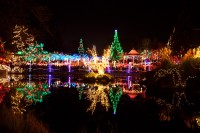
left=109, top=86, right=122, bottom=114
left=16, top=51, right=24, bottom=55
left=110, top=30, right=123, bottom=61
left=23, top=42, right=49, bottom=62
left=78, top=38, right=85, bottom=55
left=16, top=83, right=51, bottom=104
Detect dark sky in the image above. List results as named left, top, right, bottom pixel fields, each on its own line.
left=42, top=0, right=199, bottom=54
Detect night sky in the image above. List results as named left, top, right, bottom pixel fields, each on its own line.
left=48, top=0, right=182, bottom=54
left=1, top=0, right=200, bottom=54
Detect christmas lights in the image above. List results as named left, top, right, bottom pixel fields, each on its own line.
left=109, top=85, right=122, bottom=114
left=86, top=84, right=110, bottom=114
left=12, top=25, right=35, bottom=51
left=110, top=30, right=123, bottom=62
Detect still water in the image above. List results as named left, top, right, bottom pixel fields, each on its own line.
left=0, top=74, right=199, bottom=133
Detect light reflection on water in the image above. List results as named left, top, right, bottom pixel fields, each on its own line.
left=0, top=74, right=146, bottom=114
left=0, top=74, right=199, bottom=130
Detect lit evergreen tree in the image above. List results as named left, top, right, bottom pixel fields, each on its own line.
left=78, top=38, right=85, bottom=55
left=110, top=30, right=123, bottom=62
left=0, top=38, right=5, bottom=54
left=166, top=27, right=175, bottom=50
left=23, top=42, right=48, bottom=63
left=11, top=25, right=35, bottom=52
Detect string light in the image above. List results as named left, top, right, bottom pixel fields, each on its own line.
left=154, top=68, right=185, bottom=88
left=11, top=91, right=32, bottom=115
left=16, top=82, right=51, bottom=104
left=109, top=85, right=122, bottom=114
left=12, top=25, right=35, bottom=51
left=86, top=84, right=110, bottom=114
left=110, top=30, right=123, bottom=62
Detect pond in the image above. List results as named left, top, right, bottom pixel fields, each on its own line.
left=0, top=74, right=200, bottom=133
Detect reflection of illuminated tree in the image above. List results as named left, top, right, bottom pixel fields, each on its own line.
left=109, top=85, right=123, bottom=114
left=154, top=68, right=184, bottom=88
left=172, top=91, right=189, bottom=109
left=0, top=77, right=9, bottom=85
left=10, top=74, right=24, bottom=81
left=11, top=91, right=32, bottom=115
left=0, top=93, right=5, bottom=104
left=86, top=84, right=110, bottom=114
left=76, top=83, right=87, bottom=100
left=16, top=82, right=50, bottom=104
left=155, top=98, right=174, bottom=121
left=0, top=64, right=11, bottom=72
left=0, top=84, right=10, bottom=103
left=77, top=86, right=84, bottom=100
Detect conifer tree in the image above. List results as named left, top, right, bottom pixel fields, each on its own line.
left=11, top=25, right=35, bottom=52
left=110, top=30, right=123, bottom=62
left=78, top=38, right=85, bottom=55
left=24, top=42, right=48, bottom=62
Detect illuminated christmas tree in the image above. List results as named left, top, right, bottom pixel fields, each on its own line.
left=110, top=30, right=123, bottom=62
left=166, top=27, right=175, bottom=50
left=0, top=38, right=5, bottom=52
left=78, top=38, right=85, bottom=56
left=11, top=25, right=35, bottom=52
left=23, top=42, right=49, bottom=63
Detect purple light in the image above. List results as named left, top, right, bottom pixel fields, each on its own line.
left=48, top=74, right=51, bottom=87
left=127, top=63, right=131, bottom=73
left=127, top=76, right=131, bottom=88
left=68, top=64, right=71, bottom=72
left=107, top=65, right=111, bottom=73
left=68, top=76, right=71, bottom=86
left=48, top=63, right=52, bottom=72
left=29, top=61, right=32, bottom=72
